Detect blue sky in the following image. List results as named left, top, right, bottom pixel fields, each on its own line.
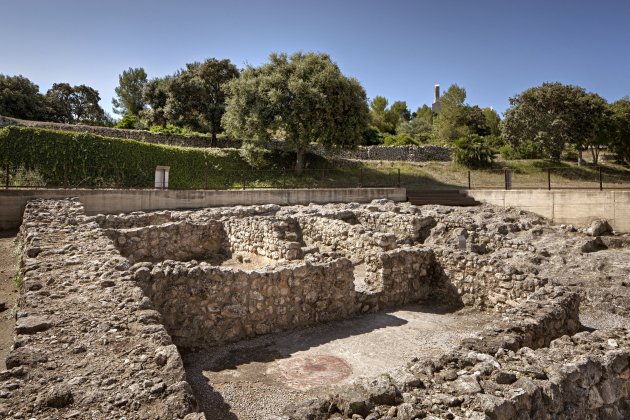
left=2, top=0, right=629, bottom=117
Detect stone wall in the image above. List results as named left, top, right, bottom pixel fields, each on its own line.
left=0, top=198, right=202, bottom=419
left=105, top=220, right=228, bottom=263
left=223, top=216, right=304, bottom=260
left=134, top=258, right=358, bottom=348
left=282, top=287, right=625, bottom=420
left=308, top=143, right=452, bottom=162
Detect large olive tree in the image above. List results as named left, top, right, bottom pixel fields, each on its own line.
left=222, top=52, right=370, bottom=173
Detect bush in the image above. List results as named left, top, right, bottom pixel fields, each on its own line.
left=148, top=124, right=206, bottom=137
left=382, top=133, right=419, bottom=146
left=114, top=114, right=145, bottom=130
left=361, top=126, right=383, bottom=145
left=453, top=134, right=494, bottom=168
left=500, top=140, right=544, bottom=160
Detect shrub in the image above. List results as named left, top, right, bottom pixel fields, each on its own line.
left=114, top=114, right=145, bottom=130
left=382, top=133, right=419, bottom=146
left=500, top=140, right=544, bottom=160
left=148, top=124, right=206, bottom=137
left=453, top=134, right=494, bottom=168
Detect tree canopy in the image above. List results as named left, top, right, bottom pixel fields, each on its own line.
left=0, top=74, right=47, bottom=120
left=45, top=83, right=109, bottom=125
left=112, top=67, right=147, bottom=116
left=502, top=82, right=607, bottom=160
left=222, top=52, right=369, bottom=173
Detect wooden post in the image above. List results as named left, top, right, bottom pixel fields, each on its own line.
left=467, top=170, right=471, bottom=190
left=359, top=167, right=363, bottom=188
left=599, top=167, right=603, bottom=191
left=397, top=168, right=401, bottom=188
left=547, top=168, right=551, bottom=191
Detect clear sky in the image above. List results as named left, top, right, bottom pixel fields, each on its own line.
left=2, top=0, right=629, bottom=117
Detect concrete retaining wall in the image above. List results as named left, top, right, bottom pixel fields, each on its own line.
left=467, top=189, right=630, bottom=233
left=0, top=187, right=406, bottom=230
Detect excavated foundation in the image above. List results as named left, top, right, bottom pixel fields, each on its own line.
left=1, top=198, right=628, bottom=420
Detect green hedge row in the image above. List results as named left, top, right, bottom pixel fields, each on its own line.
left=0, top=126, right=260, bottom=188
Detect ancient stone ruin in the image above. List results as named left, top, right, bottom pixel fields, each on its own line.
left=1, top=197, right=628, bottom=419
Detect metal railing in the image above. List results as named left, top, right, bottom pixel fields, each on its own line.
left=3, top=162, right=630, bottom=191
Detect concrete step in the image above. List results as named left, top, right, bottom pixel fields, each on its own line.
left=406, top=189, right=480, bottom=206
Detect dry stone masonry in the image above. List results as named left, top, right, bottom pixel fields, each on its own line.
left=1, top=196, right=629, bottom=419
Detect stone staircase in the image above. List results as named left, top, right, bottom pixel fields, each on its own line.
left=406, top=189, right=480, bottom=206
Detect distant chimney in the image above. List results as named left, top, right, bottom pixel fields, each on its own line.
left=432, top=84, right=442, bottom=113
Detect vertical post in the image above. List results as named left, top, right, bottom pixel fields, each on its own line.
left=397, top=168, right=401, bottom=188
left=359, top=167, right=363, bottom=188
left=599, top=167, right=603, bottom=191
left=282, top=168, right=286, bottom=188
left=467, top=170, right=471, bottom=190
left=547, top=168, right=551, bottom=191
left=4, top=163, right=9, bottom=189
left=503, top=169, right=507, bottom=190
left=64, top=165, right=68, bottom=189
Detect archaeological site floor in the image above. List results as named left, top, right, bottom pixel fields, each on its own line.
left=0, top=197, right=628, bottom=419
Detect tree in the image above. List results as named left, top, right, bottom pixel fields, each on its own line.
left=369, top=96, right=394, bottom=133
left=432, top=84, right=469, bottom=142
left=483, top=108, right=501, bottom=136
left=165, top=58, right=239, bottom=146
left=141, top=76, right=172, bottom=128
left=389, top=100, right=411, bottom=126
left=112, top=67, right=147, bottom=116
left=45, top=83, right=108, bottom=125
left=502, top=82, right=607, bottom=161
left=223, top=52, right=370, bottom=173
left=0, top=74, right=47, bottom=120
left=603, top=97, right=630, bottom=164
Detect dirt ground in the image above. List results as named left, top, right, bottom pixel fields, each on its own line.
left=183, top=304, right=493, bottom=420
left=0, top=230, right=18, bottom=370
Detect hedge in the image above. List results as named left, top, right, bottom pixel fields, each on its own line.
left=0, top=126, right=259, bottom=188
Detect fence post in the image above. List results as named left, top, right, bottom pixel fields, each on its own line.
left=4, top=163, right=8, bottom=189
left=547, top=168, right=551, bottom=191
left=397, top=168, right=401, bottom=188
left=503, top=168, right=512, bottom=190
left=467, top=170, right=471, bottom=190
left=599, top=167, right=603, bottom=191
left=359, top=167, right=363, bottom=188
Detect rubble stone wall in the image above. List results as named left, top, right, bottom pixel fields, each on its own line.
left=223, top=216, right=304, bottom=260
left=354, top=209, right=436, bottom=244
left=134, top=258, right=358, bottom=348
left=106, top=220, right=228, bottom=263
left=0, top=198, right=202, bottom=419
left=284, top=288, right=626, bottom=420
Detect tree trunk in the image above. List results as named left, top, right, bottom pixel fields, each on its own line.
left=577, top=147, right=582, bottom=166
left=295, top=147, right=305, bottom=175
left=590, top=146, right=600, bottom=165
left=209, top=131, right=217, bottom=148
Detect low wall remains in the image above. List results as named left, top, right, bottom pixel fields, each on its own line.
left=467, top=189, right=630, bottom=233
left=0, top=187, right=406, bottom=230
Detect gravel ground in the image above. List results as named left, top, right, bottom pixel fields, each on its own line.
left=183, top=304, right=492, bottom=420
left=0, top=230, right=18, bottom=370
left=580, top=309, right=630, bottom=330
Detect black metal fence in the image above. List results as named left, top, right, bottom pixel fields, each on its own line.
left=2, top=162, right=630, bottom=191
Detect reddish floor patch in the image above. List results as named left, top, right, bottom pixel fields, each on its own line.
left=271, top=354, right=353, bottom=390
